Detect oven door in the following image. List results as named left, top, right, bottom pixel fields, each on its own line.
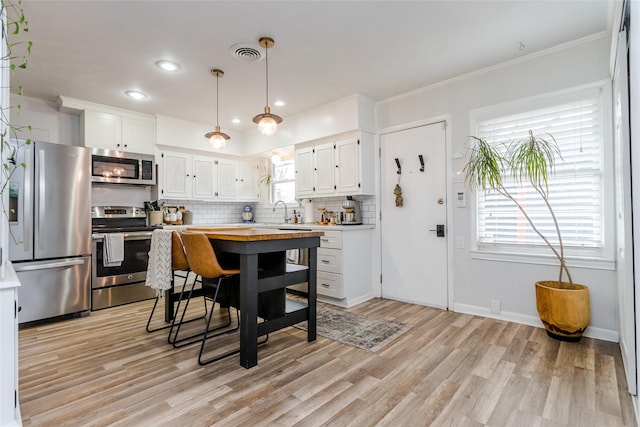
left=91, top=232, right=151, bottom=289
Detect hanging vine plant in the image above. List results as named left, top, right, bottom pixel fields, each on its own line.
left=1, top=0, right=32, bottom=192
left=1, top=0, right=31, bottom=245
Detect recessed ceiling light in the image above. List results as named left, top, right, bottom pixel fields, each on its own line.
left=125, top=90, right=147, bottom=100
left=274, top=100, right=285, bottom=107
left=155, top=60, right=181, bottom=72
left=231, top=118, right=241, bottom=124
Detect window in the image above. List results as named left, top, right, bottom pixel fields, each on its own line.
left=471, top=87, right=610, bottom=260
left=270, top=158, right=296, bottom=204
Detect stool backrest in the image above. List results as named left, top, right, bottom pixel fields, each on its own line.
left=179, top=232, right=227, bottom=279
left=171, top=231, right=190, bottom=271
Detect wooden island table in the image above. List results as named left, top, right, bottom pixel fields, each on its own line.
left=186, top=227, right=323, bottom=369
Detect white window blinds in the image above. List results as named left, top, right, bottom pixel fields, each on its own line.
left=475, top=96, right=603, bottom=251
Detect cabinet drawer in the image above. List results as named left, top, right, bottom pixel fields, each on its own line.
left=317, top=271, right=343, bottom=299
left=317, top=247, right=342, bottom=273
left=319, top=230, right=342, bottom=249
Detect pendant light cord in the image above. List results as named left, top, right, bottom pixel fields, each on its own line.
left=265, top=43, right=269, bottom=107
left=216, top=72, right=220, bottom=126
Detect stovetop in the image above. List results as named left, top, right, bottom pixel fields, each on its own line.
left=91, top=205, right=157, bottom=233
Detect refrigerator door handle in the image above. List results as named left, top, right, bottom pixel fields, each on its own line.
left=23, top=146, right=32, bottom=253
left=37, top=148, right=45, bottom=251
left=14, top=258, right=86, bottom=272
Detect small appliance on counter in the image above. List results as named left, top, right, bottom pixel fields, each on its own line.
left=242, top=205, right=254, bottom=223
left=301, top=199, right=315, bottom=224
left=342, top=196, right=362, bottom=225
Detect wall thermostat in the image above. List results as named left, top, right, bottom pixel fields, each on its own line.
left=456, top=191, right=466, bottom=208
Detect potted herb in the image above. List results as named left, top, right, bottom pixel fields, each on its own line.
left=464, top=130, right=590, bottom=341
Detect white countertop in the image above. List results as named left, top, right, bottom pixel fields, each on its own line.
left=0, top=261, right=21, bottom=290
left=163, top=222, right=375, bottom=231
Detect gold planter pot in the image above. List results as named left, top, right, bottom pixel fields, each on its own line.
left=535, top=280, right=590, bottom=342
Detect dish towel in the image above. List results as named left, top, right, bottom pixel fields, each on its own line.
left=145, top=229, right=173, bottom=297
left=286, top=249, right=299, bottom=264
left=103, top=233, right=124, bottom=267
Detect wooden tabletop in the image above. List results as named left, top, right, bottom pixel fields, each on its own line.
left=185, top=226, right=324, bottom=242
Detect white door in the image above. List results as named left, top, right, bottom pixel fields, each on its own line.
left=380, top=122, right=448, bottom=308
left=613, top=29, right=636, bottom=395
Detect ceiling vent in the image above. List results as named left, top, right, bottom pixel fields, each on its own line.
left=229, top=43, right=263, bottom=62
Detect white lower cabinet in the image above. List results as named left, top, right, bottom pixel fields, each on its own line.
left=317, top=271, right=343, bottom=299
left=314, top=228, right=373, bottom=307
left=0, top=263, right=21, bottom=426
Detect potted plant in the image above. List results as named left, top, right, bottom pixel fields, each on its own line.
left=464, top=130, right=590, bottom=341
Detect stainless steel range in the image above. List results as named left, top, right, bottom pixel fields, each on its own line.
left=91, top=206, right=158, bottom=310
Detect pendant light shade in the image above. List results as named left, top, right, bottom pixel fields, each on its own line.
left=204, top=69, right=230, bottom=149
left=252, top=37, right=282, bottom=136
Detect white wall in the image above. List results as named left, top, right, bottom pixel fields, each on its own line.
left=376, top=34, right=617, bottom=340
left=10, top=94, right=81, bottom=145
left=242, top=93, right=376, bottom=156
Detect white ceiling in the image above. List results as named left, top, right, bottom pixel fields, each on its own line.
left=10, top=1, right=613, bottom=135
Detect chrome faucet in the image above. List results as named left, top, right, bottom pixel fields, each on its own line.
left=273, top=200, right=289, bottom=223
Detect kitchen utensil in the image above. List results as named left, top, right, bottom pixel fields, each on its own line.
left=149, top=211, right=163, bottom=226
left=182, top=211, right=193, bottom=225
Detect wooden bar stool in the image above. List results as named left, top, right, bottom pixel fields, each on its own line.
left=177, top=231, right=243, bottom=362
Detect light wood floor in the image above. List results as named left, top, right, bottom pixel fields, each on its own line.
left=18, top=297, right=636, bottom=426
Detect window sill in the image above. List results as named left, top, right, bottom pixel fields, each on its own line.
left=469, top=249, right=615, bottom=271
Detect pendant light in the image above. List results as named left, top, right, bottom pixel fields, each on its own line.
left=252, top=37, right=282, bottom=136
left=204, top=69, right=230, bottom=149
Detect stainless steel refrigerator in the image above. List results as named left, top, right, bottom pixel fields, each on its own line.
left=9, top=140, right=92, bottom=323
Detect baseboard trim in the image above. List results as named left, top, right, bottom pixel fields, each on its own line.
left=453, top=303, right=619, bottom=343
left=319, top=292, right=375, bottom=308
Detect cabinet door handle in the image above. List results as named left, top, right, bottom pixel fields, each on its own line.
left=321, top=283, right=330, bottom=288
left=321, top=259, right=330, bottom=264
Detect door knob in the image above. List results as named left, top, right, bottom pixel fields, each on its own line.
left=429, top=224, right=445, bottom=237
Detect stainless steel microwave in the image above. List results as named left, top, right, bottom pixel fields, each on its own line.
left=91, top=148, right=156, bottom=185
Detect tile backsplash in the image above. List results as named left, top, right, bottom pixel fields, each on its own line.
left=161, top=195, right=376, bottom=225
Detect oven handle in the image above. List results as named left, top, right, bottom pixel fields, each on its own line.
left=14, top=258, right=86, bottom=272
left=92, top=232, right=153, bottom=241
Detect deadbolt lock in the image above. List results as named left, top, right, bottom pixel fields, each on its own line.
left=437, top=198, right=444, bottom=205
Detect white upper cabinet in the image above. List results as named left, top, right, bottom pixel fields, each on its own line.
left=335, top=137, right=359, bottom=195
left=192, top=155, right=218, bottom=200
left=239, top=162, right=260, bottom=201
left=314, top=142, right=335, bottom=195
left=84, top=109, right=155, bottom=155
left=295, top=131, right=374, bottom=198
left=216, top=158, right=239, bottom=201
left=121, top=116, right=156, bottom=155
left=84, top=110, right=122, bottom=149
left=161, top=151, right=192, bottom=199
left=295, top=147, right=315, bottom=197
left=159, top=149, right=258, bottom=202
